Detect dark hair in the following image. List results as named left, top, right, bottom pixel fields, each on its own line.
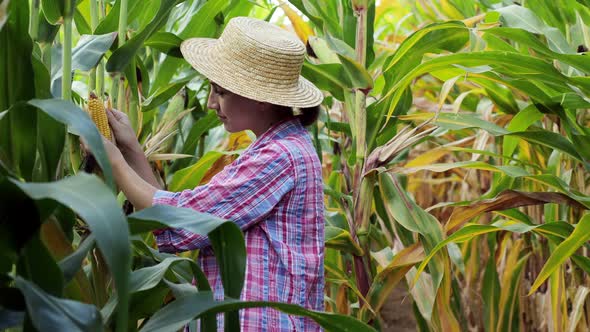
left=296, top=106, right=320, bottom=126
left=274, top=104, right=320, bottom=127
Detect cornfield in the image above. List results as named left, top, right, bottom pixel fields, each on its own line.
left=1, top=0, right=590, bottom=331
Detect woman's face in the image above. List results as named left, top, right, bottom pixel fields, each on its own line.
left=207, top=82, right=263, bottom=133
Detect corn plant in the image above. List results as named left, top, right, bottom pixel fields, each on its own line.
left=283, top=0, right=590, bottom=330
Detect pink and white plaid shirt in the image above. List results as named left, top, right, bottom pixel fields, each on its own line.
left=152, top=119, right=324, bottom=331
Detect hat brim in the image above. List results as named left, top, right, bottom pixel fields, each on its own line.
left=181, top=38, right=324, bottom=108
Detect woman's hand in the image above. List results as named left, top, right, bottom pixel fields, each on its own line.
left=106, top=108, right=141, bottom=155
left=80, top=135, right=157, bottom=210
left=80, top=135, right=125, bottom=171
left=100, top=136, right=126, bottom=170
left=106, top=108, right=162, bottom=189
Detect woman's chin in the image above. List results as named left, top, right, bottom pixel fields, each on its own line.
left=223, top=123, right=236, bottom=132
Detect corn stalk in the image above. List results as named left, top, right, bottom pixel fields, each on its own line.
left=61, top=0, right=72, bottom=100
left=116, top=0, right=127, bottom=112
left=28, top=0, right=39, bottom=40
left=350, top=0, right=372, bottom=302
left=88, top=0, right=99, bottom=92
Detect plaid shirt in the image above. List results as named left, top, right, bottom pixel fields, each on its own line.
left=152, top=119, right=324, bottom=331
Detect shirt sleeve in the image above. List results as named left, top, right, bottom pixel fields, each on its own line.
left=152, top=143, right=295, bottom=253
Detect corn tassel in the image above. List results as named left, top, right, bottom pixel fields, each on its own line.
left=88, top=92, right=111, bottom=140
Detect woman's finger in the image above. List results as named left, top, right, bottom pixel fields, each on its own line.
left=109, top=130, right=117, bottom=145
left=108, top=108, right=128, bottom=121
left=106, top=108, right=117, bottom=125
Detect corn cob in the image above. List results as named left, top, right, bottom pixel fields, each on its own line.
left=88, top=92, right=111, bottom=140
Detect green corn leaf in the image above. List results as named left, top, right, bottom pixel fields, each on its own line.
left=94, top=0, right=126, bottom=34
left=148, top=0, right=229, bottom=91
left=337, top=54, right=373, bottom=90
left=325, top=226, right=364, bottom=256
left=11, top=173, right=130, bottom=330
left=142, top=73, right=197, bottom=111
left=324, top=261, right=371, bottom=310
left=377, top=172, right=445, bottom=318
left=128, top=205, right=226, bottom=236
left=28, top=99, right=114, bottom=189
left=41, top=0, right=66, bottom=24
left=360, top=244, right=423, bottom=321
left=127, top=205, right=245, bottom=294
left=497, top=252, right=529, bottom=331
left=412, top=224, right=501, bottom=285
left=35, top=57, right=65, bottom=181
left=533, top=222, right=575, bottom=245
left=140, top=291, right=377, bottom=332
left=209, top=222, right=246, bottom=330
left=50, top=32, right=118, bottom=97
left=503, top=105, right=544, bottom=160
left=495, top=5, right=573, bottom=54
left=73, top=8, right=91, bottom=35
left=17, top=235, right=64, bottom=297
left=380, top=51, right=581, bottom=125
left=571, top=255, right=590, bottom=274
left=106, top=0, right=183, bottom=73
left=482, top=234, right=500, bottom=332
left=400, top=112, right=587, bottom=166
left=383, top=21, right=469, bottom=77
left=15, top=277, right=102, bottom=332
left=129, top=257, right=201, bottom=293
left=36, top=8, right=60, bottom=43
left=169, top=151, right=224, bottom=192
left=173, top=110, right=221, bottom=171
left=508, top=130, right=584, bottom=165
left=94, top=0, right=157, bottom=35
left=526, top=174, right=590, bottom=207
left=0, top=0, right=36, bottom=180
left=484, top=28, right=590, bottom=74
left=529, top=214, right=590, bottom=294
left=145, top=32, right=184, bottom=57
left=2, top=103, right=37, bottom=181
left=58, top=235, right=95, bottom=284
left=301, top=62, right=351, bottom=101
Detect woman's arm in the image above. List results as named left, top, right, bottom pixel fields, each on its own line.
left=112, top=154, right=158, bottom=210
left=106, top=109, right=162, bottom=189
left=120, top=141, right=162, bottom=189
left=94, top=136, right=158, bottom=210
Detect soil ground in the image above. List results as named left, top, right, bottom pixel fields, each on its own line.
left=379, top=285, right=417, bottom=331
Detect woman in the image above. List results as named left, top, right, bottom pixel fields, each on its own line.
left=101, top=17, right=325, bottom=331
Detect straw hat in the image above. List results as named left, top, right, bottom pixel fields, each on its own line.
left=180, top=16, right=323, bottom=108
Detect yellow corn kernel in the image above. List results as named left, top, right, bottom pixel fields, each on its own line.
left=88, top=92, right=111, bottom=140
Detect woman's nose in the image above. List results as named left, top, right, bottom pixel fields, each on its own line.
left=207, top=92, right=218, bottom=110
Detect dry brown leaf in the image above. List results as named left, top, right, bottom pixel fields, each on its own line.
left=445, top=190, right=589, bottom=234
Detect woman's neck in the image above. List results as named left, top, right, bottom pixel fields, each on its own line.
left=252, top=107, right=294, bottom=136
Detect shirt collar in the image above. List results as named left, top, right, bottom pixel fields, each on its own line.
left=250, top=118, right=302, bottom=148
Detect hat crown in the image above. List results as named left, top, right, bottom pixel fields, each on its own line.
left=216, top=17, right=305, bottom=88
left=221, top=17, right=305, bottom=55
